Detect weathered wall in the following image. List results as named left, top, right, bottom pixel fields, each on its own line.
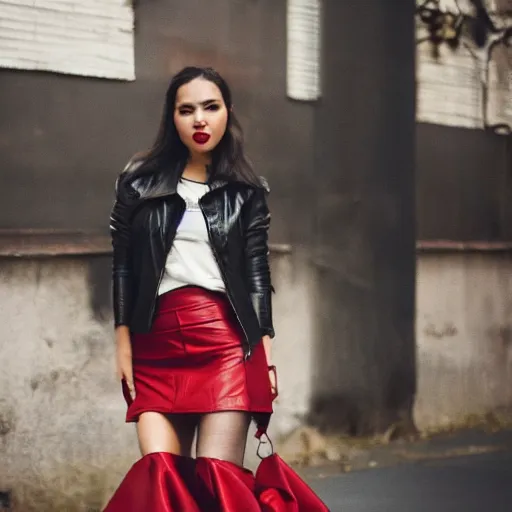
left=415, top=0, right=512, bottom=243
left=307, top=0, right=417, bottom=435
left=414, top=252, right=512, bottom=430
left=0, top=257, right=137, bottom=511
left=416, top=0, right=511, bottom=131
left=413, top=0, right=512, bottom=431
left=417, top=124, right=512, bottom=241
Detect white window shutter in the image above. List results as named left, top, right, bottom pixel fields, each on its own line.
left=287, top=0, right=321, bottom=101
left=0, top=0, right=135, bottom=81
left=416, top=0, right=511, bottom=131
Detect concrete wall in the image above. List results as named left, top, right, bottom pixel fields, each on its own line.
left=416, top=124, right=512, bottom=242
left=3, top=249, right=512, bottom=509
left=308, top=0, right=417, bottom=435
left=0, top=257, right=137, bottom=511
left=414, top=252, right=512, bottom=430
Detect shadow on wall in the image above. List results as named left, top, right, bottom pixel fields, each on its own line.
left=309, top=267, right=416, bottom=436
left=305, top=0, right=417, bottom=437
left=87, top=255, right=112, bottom=324
left=0, top=490, right=11, bottom=510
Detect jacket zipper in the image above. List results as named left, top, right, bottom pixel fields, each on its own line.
left=199, top=201, right=252, bottom=360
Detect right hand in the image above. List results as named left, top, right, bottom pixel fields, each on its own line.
left=115, top=326, right=135, bottom=401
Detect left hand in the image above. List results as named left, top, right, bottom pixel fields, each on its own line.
left=262, top=335, right=277, bottom=398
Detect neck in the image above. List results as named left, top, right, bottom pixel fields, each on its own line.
left=182, top=152, right=211, bottom=182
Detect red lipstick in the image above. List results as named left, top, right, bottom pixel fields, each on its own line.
left=192, top=132, right=211, bottom=144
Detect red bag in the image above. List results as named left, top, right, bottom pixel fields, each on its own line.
left=254, top=433, right=330, bottom=512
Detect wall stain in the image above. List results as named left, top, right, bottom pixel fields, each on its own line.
left=29, top=368, right=75, bottom=394
left=486, top=325, right=512, bottom=349
left=0, top=491, right=11, bottom=510
left=424, top=322, right=458, bottom=339
left=497, top=326, right=512, bottom=348
left=86, top=256, right=111, bottom=324
left=0, top=400, right=16, bottom=437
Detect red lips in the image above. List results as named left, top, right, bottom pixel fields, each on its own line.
left=192, top=132, right=211, bottom=144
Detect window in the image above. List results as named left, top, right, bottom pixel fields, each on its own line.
left=286, top=0, right=321, bottom=101
left=0, top=0, right=135, bottom=80
left=416, top=0, right=511, bottom=133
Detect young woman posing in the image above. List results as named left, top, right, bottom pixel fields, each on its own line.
left=104, top=66, right=329, bottom=511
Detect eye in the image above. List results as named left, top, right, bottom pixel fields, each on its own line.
left=178, top=109, right=193, bottom=116
left=206, top=104, right=220, bottom=111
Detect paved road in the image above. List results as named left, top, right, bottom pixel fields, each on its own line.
left=309, top=450, right=512, bottom=512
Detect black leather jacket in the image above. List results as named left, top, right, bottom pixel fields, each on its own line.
left=110, top=162, right=275, bottom=358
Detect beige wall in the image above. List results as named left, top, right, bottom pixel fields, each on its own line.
left=0, top=258, right=138, bottom=511
left=414, top=252, right=512, bottom=430
left=4, top=250, right=512, bottom=509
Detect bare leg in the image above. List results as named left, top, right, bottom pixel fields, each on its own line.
left=196, top=411, right=251, bottom=466
left=136, top=412, right=198, bottom=456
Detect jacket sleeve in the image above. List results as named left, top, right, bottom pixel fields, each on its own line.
left=110, top=172, right=135, bottom=328
left=243, top=183, right=275, bottom=339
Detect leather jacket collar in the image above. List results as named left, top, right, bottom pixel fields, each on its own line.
left=122, top=160, right=230, bottom=202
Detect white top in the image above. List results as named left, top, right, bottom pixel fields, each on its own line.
left=158, top=178, right=226, bottom=296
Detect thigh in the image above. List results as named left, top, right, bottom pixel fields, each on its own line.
left=196, top=411, right=251, bottom=466
left=136, top=411, right=198, bottom=456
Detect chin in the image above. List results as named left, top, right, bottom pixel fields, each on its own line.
left=190, top=142, right=216, bottom=154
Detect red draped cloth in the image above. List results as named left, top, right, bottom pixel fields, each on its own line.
left=103, top=452, right=330, bottom=511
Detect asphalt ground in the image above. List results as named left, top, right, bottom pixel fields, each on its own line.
left=305, top=428, right=512, bottom=512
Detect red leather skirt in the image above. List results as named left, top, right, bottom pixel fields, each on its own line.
left=106, top=286, right=330, bottom=511
left=123, top=285, right=273, bottom=432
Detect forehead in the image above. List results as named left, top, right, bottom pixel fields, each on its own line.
left=175, top=78, right=223, bottom=105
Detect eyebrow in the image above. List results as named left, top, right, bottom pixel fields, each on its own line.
left=176, top=99, right=221, bottom=109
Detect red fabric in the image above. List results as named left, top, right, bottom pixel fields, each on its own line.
left=103, top=453, right=200, bottom=512
left=255, top=454, right=330, bottom=511
left=195, top=457, right=259, bottom=511
left=124, top=286, right=273, bottom=432
left=103, top=453, right=330, bottom=512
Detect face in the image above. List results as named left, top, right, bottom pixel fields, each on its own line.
left=173, top=77, right=229, bottom=155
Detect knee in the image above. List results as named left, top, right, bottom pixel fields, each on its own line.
left=139, top=445, right=178, bottom=457
left=136, top=412, right=191, bottom=456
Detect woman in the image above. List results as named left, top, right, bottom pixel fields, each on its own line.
left=104, top=66, right=329, bottom=511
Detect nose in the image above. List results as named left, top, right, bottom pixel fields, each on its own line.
left=193, top=109, right=206, bottom=126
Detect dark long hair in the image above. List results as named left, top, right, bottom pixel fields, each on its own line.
left=133, top=66, right=262, bottom=187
